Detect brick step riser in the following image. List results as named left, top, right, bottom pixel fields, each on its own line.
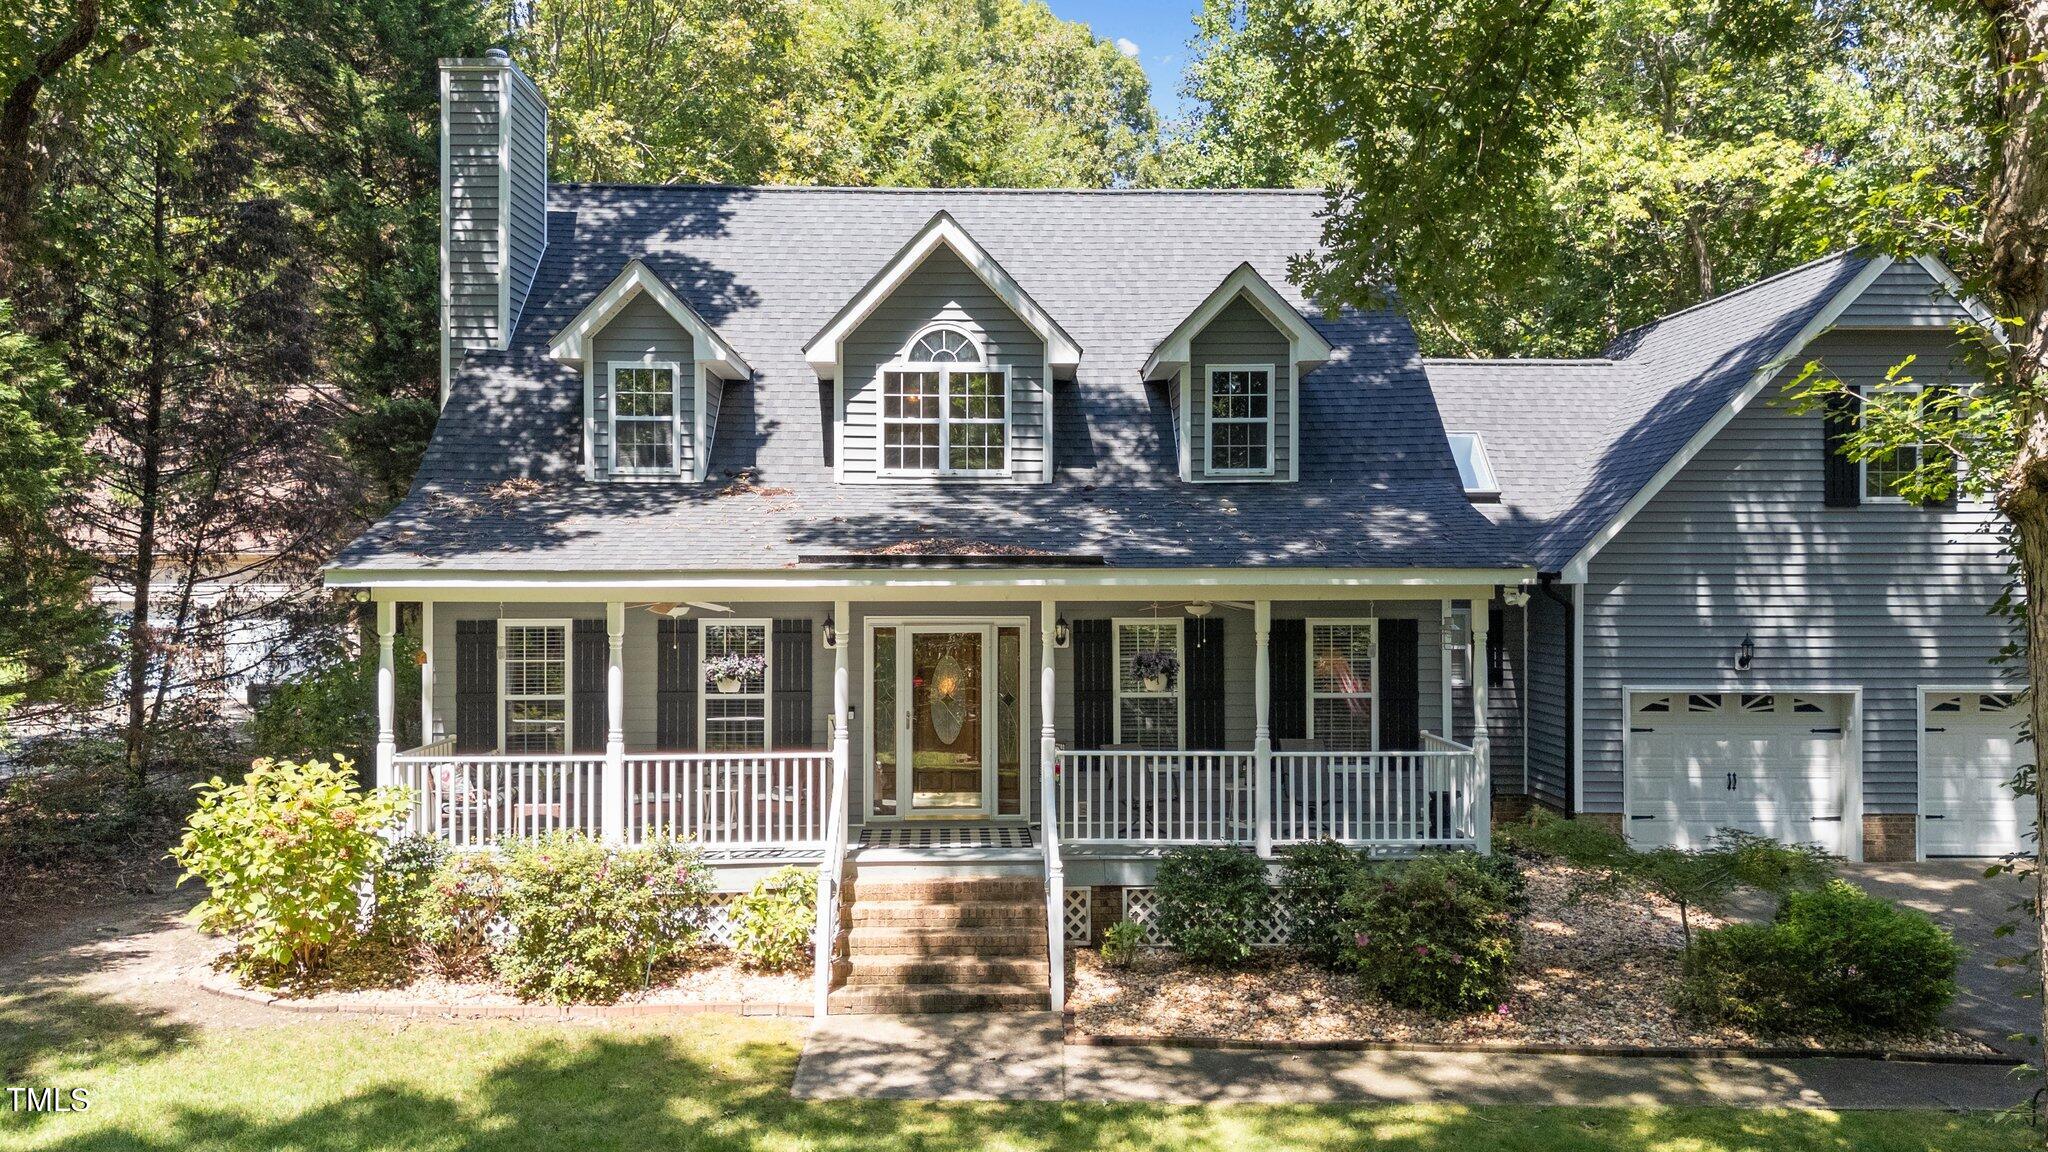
left=843, top=959, right=1050, bottom=986
left=828, top=987, right=1046, bottom=1014
left=850, top=906, right=1047, bottom=929
left=847, top=931, right=1046, bottom=958
left=846, top=880, right=1046, bottom=904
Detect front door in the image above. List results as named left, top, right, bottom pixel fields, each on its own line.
left=903, top=627, right=990, bottom=815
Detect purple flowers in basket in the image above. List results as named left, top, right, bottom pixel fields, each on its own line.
left=703, top=652, right=767, bottom=688
left=1130, top=649, right=1180, bottom=687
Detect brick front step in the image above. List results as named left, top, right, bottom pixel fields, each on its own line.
left=846, top=878, right=1046, bottom=904
left=826, top=982, right=1047, bottom=1014
left=843, top=956, right=1050, bottom=986
left=846, top=926, right=1046, bottom=957
left=850, top=902, right=1047, bottom=929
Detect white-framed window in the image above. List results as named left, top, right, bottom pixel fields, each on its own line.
left=1447, top=605, right=1471, bottom=690
left=1205, top=364, right=1274, bottom=476
left=608, top=362, right=681, bottom=475
left=1308, top=619, right=1376, bottom=750
left=1861, top=383, right=1923, bottom=503
left=1113, top=619, right=1183, bottom=750
left=1446, top=432, right=1501, bottom=498
left=879, top=325, right=1008, bottom=477
left=700, top=619, right=770, bottom=751
left=499, top=620, right=570, bottom=754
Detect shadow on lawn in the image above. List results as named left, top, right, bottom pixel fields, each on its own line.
left=7, top=1028, right=2025, bottom=1152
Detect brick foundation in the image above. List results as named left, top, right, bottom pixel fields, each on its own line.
left=1578, top=812, right=1624, bottom=836
left=1491, top=794, right=1533, bottom=825
left=1863, top=813, right=1916, bottom=862
left=1088, top=885, right=1124, bottom=945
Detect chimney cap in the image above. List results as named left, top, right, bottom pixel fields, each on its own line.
left=485, top=47, right=511, bottom=61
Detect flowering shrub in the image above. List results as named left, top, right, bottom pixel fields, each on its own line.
left=495, top=832, right=712, bottom=1003
left=171, top=757, right=407, bottom=977
left=1677, top=880, right=1960, bottom=1035
left=416, top=851, right=507, bottom=980
left=1129, top=649, right=1179, bottom=687
left=703, top=653, right=767, bottom=688
left=1341, top=852, right=1518, bottom=1017
left=728, top=865, right=817, bottom=971
left=371, top=833, right=449, bottom=944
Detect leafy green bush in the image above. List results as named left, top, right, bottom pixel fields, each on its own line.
left=1278, top=839, right=1364, bottom=966
left=728, top=865, right=817, bottom=971
left=1495, top=808, right=1630, bottom=868
left=1678, top=880, right=1962, bottom=1035
left=170, top=757, right=405, bottom=977
left=495, top=833, right=711, bottom=1003
left=1470, top=850, right=1530, bottom=917
left=1153, top=846, right=1272, bottom=966
left=0, top=746, right=191, bottom=889
left=1101, top=919, right=1144, bottom=969
left=1342, top=853, right=1518, bottom=1017
left=1709, top=829, right=1835, bottom=904
left=248, top=633, right=420, bottom=768
left=371, top=833, right=448, bottom=944
left=416, top=851, right=506, bottom=980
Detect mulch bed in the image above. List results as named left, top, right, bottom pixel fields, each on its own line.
left=1068, top=861, right=1997, bottom=1058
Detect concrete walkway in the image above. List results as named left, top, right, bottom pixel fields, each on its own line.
left=792, top=1013, right=2032, bottom=1108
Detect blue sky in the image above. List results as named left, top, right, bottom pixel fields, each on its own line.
left=1047, top=0, right=1203, bottom=122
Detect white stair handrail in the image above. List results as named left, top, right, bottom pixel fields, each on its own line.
left=1042, top=742, right=1065, bottom=1012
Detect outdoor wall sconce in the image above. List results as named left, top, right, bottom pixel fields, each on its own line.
left=822, top=620, right=838, bottom=649
left=1736, top=635, right=1755, bottom=671
left=1053, top=616, right=1071, bottom=648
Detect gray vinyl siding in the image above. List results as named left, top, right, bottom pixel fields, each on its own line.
left=502, top=66, right=548, bottom=334
left=1189, top=297, right=1294, bottom=481
left=1579, top=328, right=2011, bottom=816
left=1050, top=601, right=1442, bottom=752
left=431, top=602, right=832, bottom=755
left=441, top=59, right=547, bottom=356
left=1837, top=261, right=1973, bottom=328
left=839, top=247, right=1050, bottom=482
left=1524, top=589, right=1572, bottom=811
left=443, top=66, right=502, bottom=354
left=590, top=293, right=697, bottom=480
left=1485, top=602, right=1527, bottom=795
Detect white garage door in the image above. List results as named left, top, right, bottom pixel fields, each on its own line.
left=1626, top=691, right=1852, bottom=856
left=1921, top=691, right=2033, bottom=858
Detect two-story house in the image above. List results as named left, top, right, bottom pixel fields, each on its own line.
left=325, top=53, right=2016, bottom=1014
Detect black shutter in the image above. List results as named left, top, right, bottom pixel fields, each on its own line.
left=1268, top=619, right=1306, bottom=740
left=1919, top=382, right=1959, bottom=509
left=1487, top=605, right=1507, bottom=688
left=1073, top=618, right=1113, bottom=749
left=1184, top=616, right=1226, bottom=749
left=1823, top=384, right=1862, bottom=508
left=656, top=618, right=698, bottom=750
left=772, top=619, right=815, bottom=749
left=1379, top=618, right=1421, bottom=750
left=453, top=620, right=497, bottom=752
left=571, top=619, right=606, bottom=753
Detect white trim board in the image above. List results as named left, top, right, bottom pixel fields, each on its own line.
left=1143, top=262, right=1332, bottom=382
left=1557, top=255, right=1897, bottom=584
left=548, top=258, right=752, bottom=380
left=801, top=211, right=1082, bottom=377
left=332, top=568, right=1536, bottom=595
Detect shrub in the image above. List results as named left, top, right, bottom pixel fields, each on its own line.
left=371, top=833, right=449, bottom=944
left=1278, top=839, right=1364, bottom=966
left=416, top=852, right=507, bottom=980
left=1152, top=846, right=1271, bottom=966
left=1100, top=920, right=1144, bottom=969
left=1678, top=880, right=1961, bottom=1036
left=728, top=866, right=817, bottom=971
left=170, top=757, right=406, bottom=977
left=1471, top=850, right=1530, bottom=917
left=1495, top=808, right=1630, bottom=868
left=495, top=833, right=711, bottom=1003
left=248, top=634, right=420, bottom=769
left=1342, top=853, right=1518, bottom=1017
left=0, top=746, right=191, bottom=890
left=1709, top=829, right=1834, bottom=905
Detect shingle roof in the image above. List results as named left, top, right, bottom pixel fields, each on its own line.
left=1428, top=251, right=1875, bottom=571
left=334, top=186, right=1517, bottom=575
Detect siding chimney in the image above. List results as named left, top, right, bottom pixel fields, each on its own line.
left=439, top=49, right=548, bottom=403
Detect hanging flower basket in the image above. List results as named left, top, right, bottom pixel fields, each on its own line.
left=704, top=653, right=766, bottom=693
left=1131, top=649, right=1179, bottom=693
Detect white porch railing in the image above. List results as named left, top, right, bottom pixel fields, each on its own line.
left=391, top=751, right=605, bottom=847
left=1057, top=744, right=1488, bottom=851
left=625, top=752, right=833, bottom=849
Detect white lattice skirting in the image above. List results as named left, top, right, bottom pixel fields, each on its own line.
left=1120, top=886, right=1295, bottom=947
left=1063, top=887, right=1091, bottom=944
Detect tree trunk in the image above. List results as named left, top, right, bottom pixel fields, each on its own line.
left=121, top=162, right=170, bottom=785
left=0, top=0, right=100, bottom=290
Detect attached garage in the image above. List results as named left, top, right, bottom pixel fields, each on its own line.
left=1625, top=691, right=1855, bottom=858
left=1920, top=691, right=2033, bottom=858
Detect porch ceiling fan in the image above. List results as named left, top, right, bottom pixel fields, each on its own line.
left=641, top=601, right=733, bottom=618
left=1141, top=599, right=1256, bottom=616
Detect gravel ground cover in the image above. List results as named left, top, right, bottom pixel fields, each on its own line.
left=1069, top=862, right=1995, bottom=1056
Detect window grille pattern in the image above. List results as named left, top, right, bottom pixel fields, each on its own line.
left=503, top=623, right=568, bottom=753
left=612, top=366, right=676, bottom=472
left=1208, top=368, right=1271, bottom=473
left=1310, top=622, right=1375, bottom=749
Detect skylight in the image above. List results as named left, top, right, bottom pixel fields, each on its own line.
left=1447, top=432, right=1500, bottom=500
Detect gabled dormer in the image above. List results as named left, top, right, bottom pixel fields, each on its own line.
left=803, top=212, right=1081, bottom=484
left=549, top=259, right=752, bottom=483
left=1145, top=264, right=1333, bottom=483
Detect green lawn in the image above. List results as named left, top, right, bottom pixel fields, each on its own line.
left=0, top=992, right=2032, bottom=1152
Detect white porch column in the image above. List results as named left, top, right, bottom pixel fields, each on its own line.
left=1039, top=599, right=1064, bottom=1013
left=374, top=598, right=396, bottom=790
left=1471, top=595, right=1493, bottom=855
left=418, top=600, right=435, bottom=744
left=817, top=598, right=851, bottom=1019
left=1439, top=597, right=1456, bottom=737
left=1253, top=600, right=1273, bottom=858
left=602, top=601, right=626, bottom=845
left=1039, top=601, right=1058, bottom=823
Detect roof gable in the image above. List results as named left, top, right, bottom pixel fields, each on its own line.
left=1143, top=262, right=1333, bottom=381
left=801, top=210, right=1083, bottom=376
left=548, top=258, right=752, bottom=379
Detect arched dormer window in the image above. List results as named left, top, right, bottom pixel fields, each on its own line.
left=880, top=326, right=1008, bottom=476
